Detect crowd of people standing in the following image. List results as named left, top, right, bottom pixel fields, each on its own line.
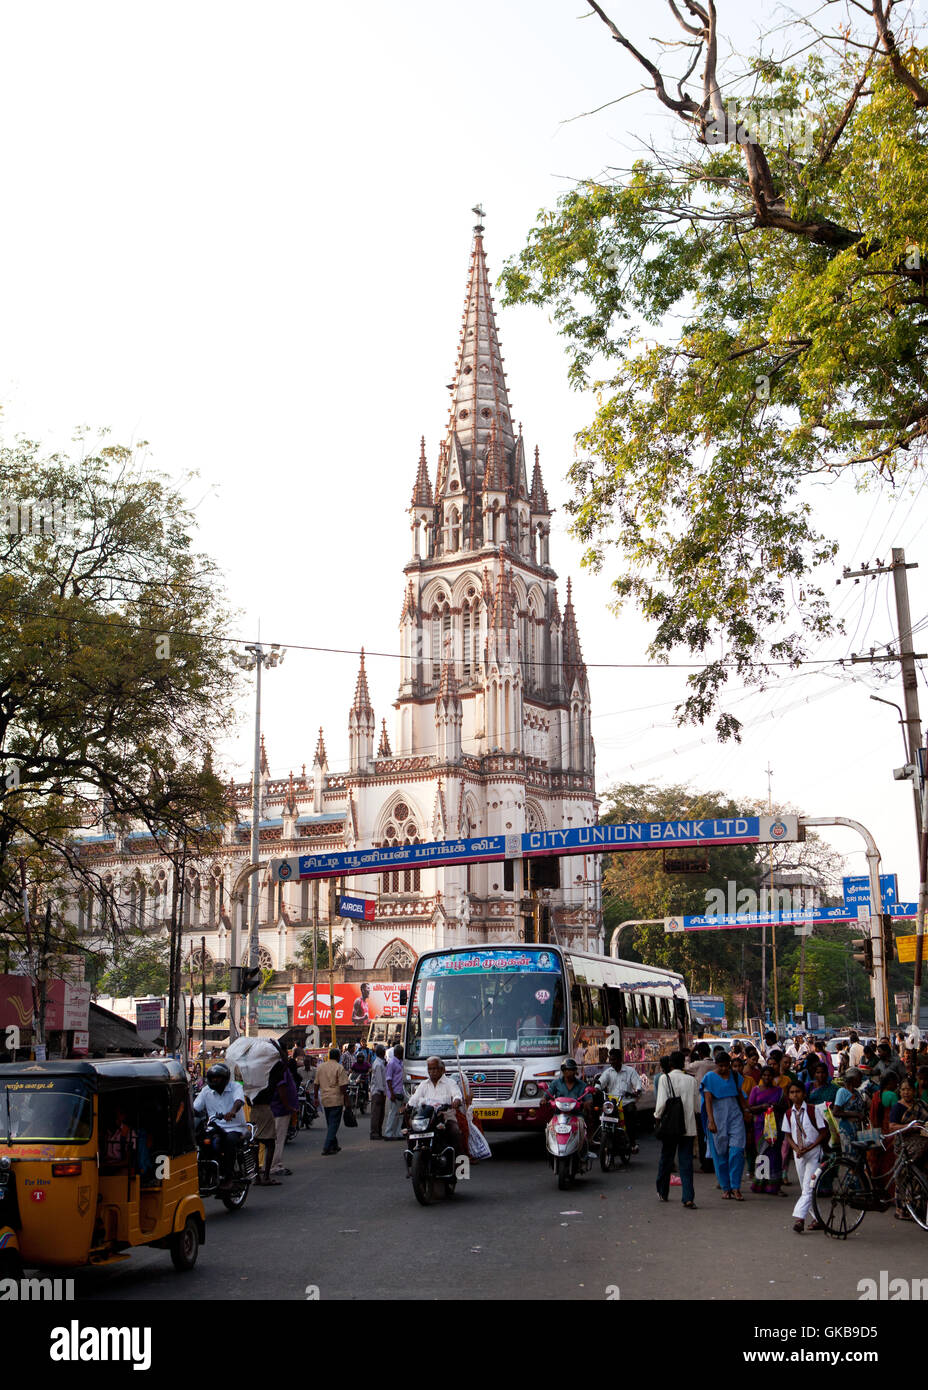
left=653, top=1028, right=928, bottom=1232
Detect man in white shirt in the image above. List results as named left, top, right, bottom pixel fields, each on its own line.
left=406, top=1056, right=465, bottom=1155
left=193, top=1062, right=247, bottom=1184
left=782, top=1080, right=828, bottom=1234
left=597, top=1049, right=644, bottom=1152
left=847, top=1032, right=865, bottom=1069
left=654, top=1051, right=699, bottom=1207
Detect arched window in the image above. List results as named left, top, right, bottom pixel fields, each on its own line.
left=430, top=600, right=451, bottom=687
left=448, top=506, right=460, bottom=552
left=462, top=599, right=473, bottom=682
left=382, top=813, right=421, bottom=894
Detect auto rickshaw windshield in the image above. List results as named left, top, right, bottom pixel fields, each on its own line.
left=0, top=1077, right=94, bottom=1142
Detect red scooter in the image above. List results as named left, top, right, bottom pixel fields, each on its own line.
left=540, top=1082, right=595, bottom=1190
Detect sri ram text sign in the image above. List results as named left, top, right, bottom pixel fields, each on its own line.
left=271, top=816, right=799, bottom=884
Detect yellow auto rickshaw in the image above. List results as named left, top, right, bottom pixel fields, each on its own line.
left=0, top=1057, right=206, bottom=1276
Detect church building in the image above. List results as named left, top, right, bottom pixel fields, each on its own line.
left=76, top=217, right=602, bottom=980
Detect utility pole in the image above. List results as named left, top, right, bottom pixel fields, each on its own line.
left=312, top=879, right=319, bottom=1042
left=231, top=636, right=285, bottom=1036
left=328, top=878, right=338, bottom=1049
left=766, top=763, right=779, bottom=1032
left=845, top=551, right=926, bottom=1032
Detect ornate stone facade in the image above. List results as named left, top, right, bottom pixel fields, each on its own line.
left=75, top=219, right=602, bottom=973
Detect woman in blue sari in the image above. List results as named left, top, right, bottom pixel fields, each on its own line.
left=701, top=1052, right=751, bottom=1200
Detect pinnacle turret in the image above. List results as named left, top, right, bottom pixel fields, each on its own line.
left=411, top=436, right=433, bottom=507
left=352, top=648, right=373, bottom=714
left=313, top=727, right=327, bottom=768
left=530, top=445, right=550, bottom=513
left=563, top=578, right=586, bottom=690
left=378, top=719, right=392, bottom=757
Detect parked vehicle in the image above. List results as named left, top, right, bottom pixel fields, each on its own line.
left=403, top=1102, right=460, bottom=1205
left=541, top=1083, right=594, bottom=1190
left=0, top=1057, right=206, bottom=1277
left=195, top=1115, right=258, bottom=1212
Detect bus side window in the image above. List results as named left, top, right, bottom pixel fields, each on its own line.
left=657, top=998, right=672, bottom=1029
left=639, top=995, right=656, bottom=1029
left=674, top=999, right=690, bottom=1033
left=623, top=991, right=637, bottom=1028
left=605, top=987, right=626, bottom=1028
left=589, top=988, right=606, bottom=1027
left=571, top=984, right=591, bottom=1028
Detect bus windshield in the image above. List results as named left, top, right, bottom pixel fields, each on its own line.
left=407, top=948, right=566, bottom=1059
left=0, top=1077, right=94, bottom=1143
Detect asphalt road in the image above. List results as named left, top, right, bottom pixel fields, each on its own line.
left=78, top=1109, right=928, bottom=1302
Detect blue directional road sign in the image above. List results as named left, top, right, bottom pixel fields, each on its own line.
left=843, top=874, right=898, bottom=908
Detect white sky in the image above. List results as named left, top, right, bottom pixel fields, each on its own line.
left=1, top=1, right=926, bottom=901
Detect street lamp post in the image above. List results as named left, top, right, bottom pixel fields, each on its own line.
left=232, top=639, right=285, bottom=1036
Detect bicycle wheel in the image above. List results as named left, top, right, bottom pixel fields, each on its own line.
left=901, top=1164, right=928, bottom=1231
left=812, top=1156, right=870, bottom=1239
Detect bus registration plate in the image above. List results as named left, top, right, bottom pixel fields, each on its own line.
left=473, top=1107, right=504, bottom=1120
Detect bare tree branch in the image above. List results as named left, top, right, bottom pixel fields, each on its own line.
left=872, top=0, right=928, bottom=106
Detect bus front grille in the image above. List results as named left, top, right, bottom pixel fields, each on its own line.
left=464, top=1070, right=517, bottom=1100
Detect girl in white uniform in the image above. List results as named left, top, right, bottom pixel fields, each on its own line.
left=782, top=1081, right=829, bottom=1234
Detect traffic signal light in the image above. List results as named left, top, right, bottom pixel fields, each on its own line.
left=882, top=916, right=896, bottom=963
left=229, top=965, right=262, bottom=994
left=852, top=937, right=874, bottom=975
left=208, top=997, right=227, bottom=1025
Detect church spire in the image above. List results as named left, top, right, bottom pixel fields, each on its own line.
left=377, top=718, right=392, bottom=757
left=563, top=578, right=586, bottom=690
left=313, top=727, right=327, bottom=768
left=530, top=445, right=550, bottom=513
left=352, top=647, right=373, bottom=714
left=444, top=211, right=515, bottom=491
left=410, top=436, right=433, bottom=506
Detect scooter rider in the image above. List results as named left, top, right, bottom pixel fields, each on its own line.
left=596, top=1049, right=644, bottom=1153
left=547, top=1059, right=596, bottom=1129
left=193, top=1062, right=247, bottom=1185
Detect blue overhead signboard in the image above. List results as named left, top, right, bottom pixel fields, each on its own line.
left=665, top=903, right=917, bottom=932
left=270, top=816, right=799, bottom=884
left=842, top=874, right=898, bottom=908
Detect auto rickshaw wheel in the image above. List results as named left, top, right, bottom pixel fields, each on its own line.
left=169, top=1216, right=200, bottom=1272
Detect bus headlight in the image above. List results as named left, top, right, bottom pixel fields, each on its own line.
left=521, top=1081, right=539, bottom=1099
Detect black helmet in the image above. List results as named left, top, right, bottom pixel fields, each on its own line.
left=206, top=1062, right=231, bottom=1091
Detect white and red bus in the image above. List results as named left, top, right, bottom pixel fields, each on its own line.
left=403, top=943, right=691, bottom=1132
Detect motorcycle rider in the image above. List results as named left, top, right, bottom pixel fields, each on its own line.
left=596, top=1049, right=644, bottom=1152
left=405, top=1056, right=466, bottom=1156
left=193, top=1062, right=247, bottom=1186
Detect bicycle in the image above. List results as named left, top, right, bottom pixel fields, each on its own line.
left=811, top=1119, right=928, bottom=1239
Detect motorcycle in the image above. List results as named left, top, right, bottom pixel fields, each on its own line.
left=541, top=1083, right=595, bottom=1190
left=346, top=1072, right=370, bottom=1115
left=594, top=1092, right=632, bottom=1171
left=297, top=1083, right=318, bottom=1131
left=196, top=1116, right=259, bottom=1212
left=404, top=1102, right=460, bottom=1205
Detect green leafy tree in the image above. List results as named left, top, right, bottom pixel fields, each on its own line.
left=290, top=932, right=343, bottom=973
left=600, top=782, right=765, bottom=998
left=0, top=432, right=239, bottom=950
left=99, top=938, right=171, bottom=997
left=501, top=3, right=928, bottom=736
